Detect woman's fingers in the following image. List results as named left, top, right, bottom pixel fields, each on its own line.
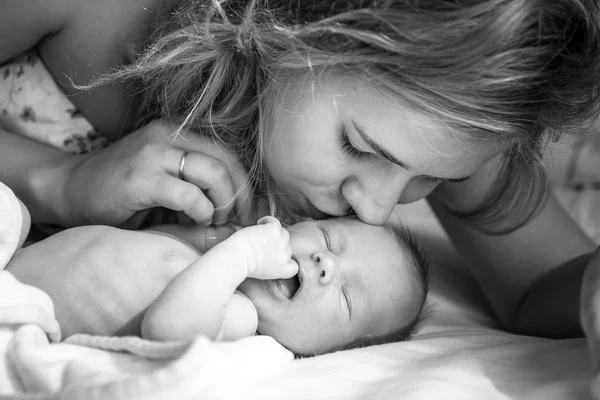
left=150, top=176, right=215, bottom=225
left=177, top=152, right=237, bottom=225
left=164, top=149, right=253, bottom=226
left=173, top=131, right=254, bottom=225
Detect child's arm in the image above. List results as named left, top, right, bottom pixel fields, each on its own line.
left=141, top=217, right=298, bottom=342
left=141, top=235, right=253, bottom=341
left=214, top=291, right=259, bottom=341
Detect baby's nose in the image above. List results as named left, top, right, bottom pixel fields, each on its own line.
left=312, top=252, right=336, bottom=285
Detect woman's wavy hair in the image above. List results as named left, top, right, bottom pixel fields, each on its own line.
left=94, top=0, right=600, bottom=233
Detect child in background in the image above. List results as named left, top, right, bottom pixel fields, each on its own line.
left=6, top=186, right=428, bottom=356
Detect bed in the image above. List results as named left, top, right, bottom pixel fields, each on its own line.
left=0, top=136, right=598, bottom=400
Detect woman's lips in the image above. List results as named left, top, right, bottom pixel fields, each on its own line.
left=302, top=196, right=348, bottom=220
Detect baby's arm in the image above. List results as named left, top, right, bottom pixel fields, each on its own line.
left=141, top=234, right=255, bottom=341
left=141, top=217, right=298, bottom=342
left=214, top=291, right=258, bottom=341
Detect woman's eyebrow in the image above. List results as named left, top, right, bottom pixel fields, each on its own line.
left=351, top=120, right=471, bottom=182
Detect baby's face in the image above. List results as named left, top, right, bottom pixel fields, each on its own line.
left=238, top=217, right=422, bottom=355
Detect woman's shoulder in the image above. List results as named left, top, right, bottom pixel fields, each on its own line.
left=59, top=0, right=160, bottom=45
left=34, top=0, right=168, bottom=139
left=0, top=0, right=67, bottom=65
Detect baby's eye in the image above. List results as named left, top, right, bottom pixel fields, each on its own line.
left=342, top=286, right=352, bottom=320
left=320, top=228, right=332, bottom=250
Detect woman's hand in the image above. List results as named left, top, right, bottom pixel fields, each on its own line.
left=57, top=120, right=253, bottom=228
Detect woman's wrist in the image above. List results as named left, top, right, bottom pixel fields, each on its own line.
left=26, top=154, right=81, bottom=227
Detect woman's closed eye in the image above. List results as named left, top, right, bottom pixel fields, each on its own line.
left=417, top=175, right=471, bottom=184
left=339, top=125, right=371, bottom=161
left=418, top=176, right=442, bottom=185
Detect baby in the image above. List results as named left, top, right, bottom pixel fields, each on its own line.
left=6, top=193, right=428, bottom=356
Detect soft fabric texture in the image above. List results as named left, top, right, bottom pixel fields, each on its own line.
left=0, top=52, right=108, bottom=154
left=0, top=183, right=23, bottom=269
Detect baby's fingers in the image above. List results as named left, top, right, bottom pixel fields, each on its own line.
left=278, top=258, right=299, bottom=279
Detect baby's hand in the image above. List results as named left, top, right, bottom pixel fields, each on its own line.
left=233, top=216, right=298, bottom=280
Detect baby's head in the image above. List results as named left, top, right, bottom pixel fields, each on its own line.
left=238, top=216, right=428, bottom=356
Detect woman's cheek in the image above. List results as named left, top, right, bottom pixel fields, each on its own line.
left=398, top=180, right=440, bottom=204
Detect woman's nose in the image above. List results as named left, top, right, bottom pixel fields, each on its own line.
left=312, top=252, right=336, bottom=285
left=341, top=168, right=409, bottom=225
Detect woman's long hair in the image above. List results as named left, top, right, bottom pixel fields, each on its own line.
left=90, top=0, right=600, bottom=232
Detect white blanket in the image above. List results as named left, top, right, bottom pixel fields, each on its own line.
left=0, top=181, right=597, bottom=399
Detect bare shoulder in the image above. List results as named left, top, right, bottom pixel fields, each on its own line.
left=60, top=0, right=159, bottom=46
left=37, top=0, right=170, bottom=138
left=0, top=0, right=67, bottom=63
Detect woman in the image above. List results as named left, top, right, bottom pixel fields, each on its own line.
left=2, top=0, right=600, bottom=338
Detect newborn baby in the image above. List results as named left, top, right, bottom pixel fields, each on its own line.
left=7, top=201, right=428, bottom=356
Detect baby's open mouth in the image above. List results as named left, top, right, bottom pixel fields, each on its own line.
left=275, top=273, right=301, bottom=299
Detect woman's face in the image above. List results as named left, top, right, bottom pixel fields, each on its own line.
left=264, top=74, right=497, bottom=225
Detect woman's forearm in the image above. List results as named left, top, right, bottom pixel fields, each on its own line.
left=511, top=253, right=590, bottom=338
left=141, top=235, right=253, bottom=341
left=0, top=128, right=76, bottom=225
left=430, top=192, right=594, bottom=337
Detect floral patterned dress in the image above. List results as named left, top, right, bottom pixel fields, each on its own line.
left=0, top=51, right=108, bottom=154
